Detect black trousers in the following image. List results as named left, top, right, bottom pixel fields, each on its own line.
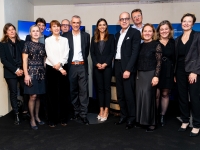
left=94, top=67, right=112, bottom=108
left=176, top=69, right=200, bottom=128
left=69, top=65, right=88, bottom=118
left=46, top=64, right=68, bottom=123
left=5, top=77, right=24, bottom=114
left=114, top=60, right=136, bottom=122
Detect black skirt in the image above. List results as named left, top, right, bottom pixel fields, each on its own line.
left=136, top=70, right=156, bottom=125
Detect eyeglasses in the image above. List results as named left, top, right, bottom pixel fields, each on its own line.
left=61, top=24, right=70, bottom=27
left=132, top=15, right=142, bottom=19
left=119, top=18, right=130, bottom=22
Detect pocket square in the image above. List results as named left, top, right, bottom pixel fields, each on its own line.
left=126, top=37, right=130, bottom=40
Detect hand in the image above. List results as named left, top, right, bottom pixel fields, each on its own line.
left=123, top=71, right=130, bottom=79
left=53, top=63, right=61, bottom=70
left=101, top=63, right=107, bottom=69
left=24, top=75, right=31, bottom=86
left=151, top=77, right=159, bottom=86
left=96, top=63, right=103, bottom=69
left=188, top=73, right=197, bottom=84
left=174, top=77, right=176, bottom=83
left=60, top=69, right=67, bottom=76
left=15, top=69, right=23, bottom=76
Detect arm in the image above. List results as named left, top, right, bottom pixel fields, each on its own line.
left=85, top=33, right=90, bottom=58
left=45, top=38, right=58, bottom=66
left=22, top=53, right=31, bottom=86
left=104, top=35, right=115, bottom=66
left=90, top=36, right=98, bottom=66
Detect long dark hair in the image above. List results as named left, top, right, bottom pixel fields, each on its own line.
left=1, top=23, right=20, bottom=43
left=94, top=18, right=109, bottom=43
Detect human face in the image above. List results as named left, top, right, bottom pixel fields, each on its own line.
left=37, top=22, right=46, bottom=33
left=6, top=26, right=16, bottom=39
left=51, top=24, right=60, bottom=36
left=71, top=17, right=81, bottom=32
left=98, top=21, right=107, bottom=33
left=181, top=16, right=193, bottom=31
left=142, top=26, right=154, bottom=42
left=132, top=12, right=143, bottom=26
left=119, top=13, right=130, bottom=30
left=61, top=20, right=70, bottom=33
left=30, top=26, right=40, bottom=40
left=159, top=24, right=170, bottom=39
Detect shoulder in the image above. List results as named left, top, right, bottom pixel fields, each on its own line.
left=108, top=34, right=114, bottom=39
left=193, top=31, right=200, bottom=37
left=63, top=31, right=71, bottom=37
left=45, top=36, right=52, bottom=42
left=60, top=36, right=68, bottom=42
left=81, top=31, right=90, bottom=37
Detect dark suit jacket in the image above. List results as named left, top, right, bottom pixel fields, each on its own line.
left=90, top=34, right=115, bottom=67
left=175, top=30, right=200, bottom=75
left=25, top=34, right=48, bottom=42
left=0, top=40, right=24, bottom=78
left=115, top=27, right=141, bottom=72
left=63, top=31, right=90, bottom=75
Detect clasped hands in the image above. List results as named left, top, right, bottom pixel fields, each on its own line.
left=53, top=63, right=67, bottom=76
left=15, top=69, right=23, bottom=76
left=96, top=63, right=107, bottom=70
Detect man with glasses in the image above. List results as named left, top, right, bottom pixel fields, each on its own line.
left=131, top=9, right=144, bottom=33
left=114, top=12, right=141, bottom=129
left=61, top=19, right=70, bottom=35
left=63, top=15, right=90, bottom=125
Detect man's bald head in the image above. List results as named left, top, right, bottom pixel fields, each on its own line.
left=119, top=12, right=130, bottom=20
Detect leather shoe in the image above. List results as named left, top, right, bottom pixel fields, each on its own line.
left=35, top=120, right=45, bottom=125
left=178, top=123, right=189, bottom=132
left=190, top=131, right=199, bottom=137
left=146, top=126, right=155, bottom=132
left=115, top=118, right=126, bottom=125
left=126, top=122, right=133, bottom=130
left=81, top=117, right=89, bottom=125
left=73, top=114, right=80, bottom=120
left=14, top=113, right=20, bottom=125
left=30, top=122, right=38, bottom=130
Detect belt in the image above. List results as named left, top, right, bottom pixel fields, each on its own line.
left=162, top=57, right=168, bottom=61
left=71, top=61, right=84, bottom=65
left=115, top=59, right=121, bottom=62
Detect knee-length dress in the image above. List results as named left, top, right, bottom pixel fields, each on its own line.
left=136, top=41, right=162, bottom=125
left=23, top=41, right=46, bottom=94
left=157, top=39, right=175, bottom=89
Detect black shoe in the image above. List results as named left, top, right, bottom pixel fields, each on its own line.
left=14, top=114, right=20, bottom=125
left=35, top=120, right=45, bottom=125
left=30, top=122, right=38, bottom=130
left=73, top=114, right=80, bottom=120
left=178, top=123, right=189, bottom=132
left=160, top=115, right=166, bottom=127
left=126, top=122, right=133, bottom=130
left=134, top=123, right=142, bottom=128
left=115, top=118, right=126, bottom=125
left=146, top=126, right=155, bottom=132
left=190, top=131, right=199, bottom=137
left=22, top=113, right=30, bottom=121
left=61, top=120, right=67, bottom=126
left=81, top=117, right=89, bottom=125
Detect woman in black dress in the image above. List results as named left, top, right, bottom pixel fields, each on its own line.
left=136, top=23, right=162, bottom=132
left=0, top=23, right=24, bottom=125
left=175, top=13, right=200, bottom=137
left=90, top=18, right=115, bottom=121
left=22, top=25, right=46, bottom=130
left=156, top=20, right=175, bottom=126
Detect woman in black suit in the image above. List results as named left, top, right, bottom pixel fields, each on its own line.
left=0, top=23, right=25, bottom=125
left=90, top=18, right=115, bottom=121
left=175, top=13, right=200, bottom=137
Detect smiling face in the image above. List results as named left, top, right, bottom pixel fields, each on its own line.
left=131, top=11, right=143, bottom=26
left=37, top=22, right=46, bottom=33
left=71, top=17, right=81, bottom=32
left=142, top=25, right=154, bottom=42
left=181, top=16, right=193, bottom=31
left=119, top=12, right=130, bottom=30
left=98, top=20, right=107, bottom=33
left=30, top=26, right=40, bottom=40
left=159, top=24, right=170, bottom=39
left=6, top=26, right=16, bottom=39
left=51, top=24, right=60, bottom=36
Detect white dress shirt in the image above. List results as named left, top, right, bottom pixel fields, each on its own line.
left=115, top=26, right=130, bottom=59
left=72, top=31, right=83, bottom=62
left=45, top=35, right=69, bottom=67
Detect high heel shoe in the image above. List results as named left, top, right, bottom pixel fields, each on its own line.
left=160, top=115, right=166, bottom=127
left=190, top=128, right=199, bottom=137
left=30, top=122, right=38, bottom=130
left=97, top=115, right=101, bottom=120
left=14, top=113, right=20, bottom=125
left=100, top=113, right=109, bottom=121
left=178, top=123, right=190, bottom=132
left=35, top=119, right=45, bottom=125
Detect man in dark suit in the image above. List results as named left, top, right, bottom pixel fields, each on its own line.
left=114, top=12, right=141, bottom=129
left=63, top=15, right=90, bottom=125
left=25, top=18, right=47, bottom=43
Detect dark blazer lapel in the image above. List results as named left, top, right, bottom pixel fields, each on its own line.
left=81, top=32, right=85, bottom=58
left=122, top=27, right=131, bottom=44
left=5, top=43, right=14, bottom=63
left=69, top=32, right=74, bottom=57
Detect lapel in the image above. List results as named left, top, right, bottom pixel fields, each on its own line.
left=80, top=31, right=85, bottom=58
left=122, top=27, right=131, bottom=45
left=69, top=32, right=74, bottom=57
left=96, top=40, right=107, bottom=54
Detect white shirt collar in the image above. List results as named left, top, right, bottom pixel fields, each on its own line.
left=52, top=35, right=61, bottom=40
left=72, top=30, right=81, bottom=36
left=120, top=26, right=130, bottom=34
left=132, top=24, right=144, bottom=30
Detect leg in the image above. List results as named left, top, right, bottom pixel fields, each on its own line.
left=161, top=89, right=170, bottom=115
left=29, top=94, right=37, bottom=126
left=156, top=88, right=160, bottom=110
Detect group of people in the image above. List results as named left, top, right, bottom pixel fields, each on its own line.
left=0, top=8, right=200, bottom=137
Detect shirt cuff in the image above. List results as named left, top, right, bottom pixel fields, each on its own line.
left=15, top=68, right=19, bottom=73
left=59, top=67, right=63, bottom=71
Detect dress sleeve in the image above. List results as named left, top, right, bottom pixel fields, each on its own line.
left=22, top=42, right=29, bottom=54
left=154, top=43, right=162, bottom=77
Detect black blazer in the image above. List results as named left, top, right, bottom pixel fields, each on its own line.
left=63, top=31, right=90, bottom=75
left=175, top=30, right=200, bottom=75
left=25, top=34, right=48, bottom=42
left=90, top=34, right=115, bottom=67
left=115, top=27, right=141, bottom=72
left=0, top=40, right=24, bottom=78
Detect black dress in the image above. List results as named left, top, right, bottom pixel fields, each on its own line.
left=157, top=39, right=175, bottom=89
left=23, top=41, right=46, bottom=94
left=136, top=41, right=162, bottom=125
